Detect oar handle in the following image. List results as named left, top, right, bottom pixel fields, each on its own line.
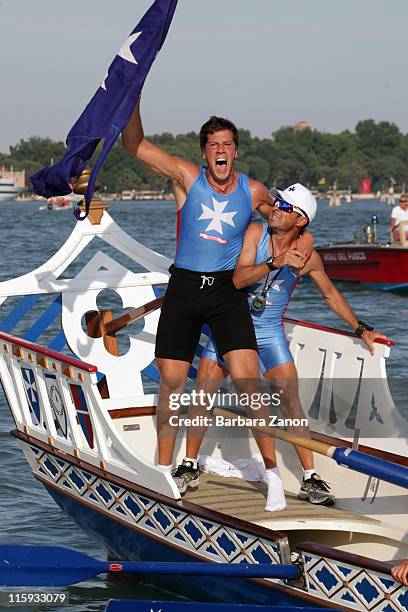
left=103, top=296, right=164, bottom=335
left=214, top=409, right=334, bottom=457
left=262, top=426, right=334, bottom=457
left=214, top=409, right=408, bottom=489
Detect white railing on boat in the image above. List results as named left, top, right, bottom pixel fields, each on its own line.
left=0, top=331, right=179, bottom=499
left=284, top=318, right=405, bottom=453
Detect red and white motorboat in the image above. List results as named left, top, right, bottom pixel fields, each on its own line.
left=317, top=216, right=408, bottom=293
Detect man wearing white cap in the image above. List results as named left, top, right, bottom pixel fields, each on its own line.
left=175, top=183, right=386, bottom=511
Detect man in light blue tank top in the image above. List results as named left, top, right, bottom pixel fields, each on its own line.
left=122, top=101, right=313, bottom=502
left=188, top=183, right=387, bottom=509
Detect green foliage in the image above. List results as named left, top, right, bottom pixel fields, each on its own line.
left=355, top=120, right=402, bottom=158
left=9, top=136, right=66, bottom=167
left=2, top=120, right=408, bottom=193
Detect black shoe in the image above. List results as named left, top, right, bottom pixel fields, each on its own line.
left=297, top=473, right=335, bottom=505
left=173, top=460, right=200, bottom=494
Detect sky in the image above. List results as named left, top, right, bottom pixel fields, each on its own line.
left=1, top=0, right=408, bottom=152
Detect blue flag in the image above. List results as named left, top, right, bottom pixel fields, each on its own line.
left=30, top=0, right=178, bottom=219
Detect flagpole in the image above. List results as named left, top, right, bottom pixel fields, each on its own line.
left=73, top=167, right=109, bottom=225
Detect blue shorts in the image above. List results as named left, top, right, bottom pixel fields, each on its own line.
left=202, top=320, right=293, bottom=374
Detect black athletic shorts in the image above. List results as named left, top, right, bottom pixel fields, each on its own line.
left=155, top=265, right=257, bottom=363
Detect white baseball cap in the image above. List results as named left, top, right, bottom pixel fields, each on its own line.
left=270, top=183, right=317, bottom=223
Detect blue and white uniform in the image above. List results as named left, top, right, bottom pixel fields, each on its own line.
left=202, top=225, right=299, bottom=372
left=175, top=166, right=253, bottom=271
left=156, top=167, right=257, bottom=363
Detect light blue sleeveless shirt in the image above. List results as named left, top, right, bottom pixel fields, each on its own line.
left=247, top=225, right=298, bottom=329
left=174, top=167, right=253, bottom=272
left=201, top=223, right=299, bottom=371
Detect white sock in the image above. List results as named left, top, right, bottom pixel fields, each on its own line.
left=184, top=457, right=198, bottom=469
left=265, top=467, right=287, bottom=512
left=303, top=469, right=316, bottom=480
left=158, top=464, right=172, bottom=473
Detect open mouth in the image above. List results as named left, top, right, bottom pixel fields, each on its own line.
left=216, top=158, right=227, bottom=170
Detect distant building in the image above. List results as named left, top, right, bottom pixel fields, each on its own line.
left=294, top=121, right=311, bottom=132
left=0, top=165, right=25, bottom=188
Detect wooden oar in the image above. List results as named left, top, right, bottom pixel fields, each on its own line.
left=215, top=408, right=408, bottom=489
left=0, top=546, right=300, bottom=587
left=102, top=296, right=164, bottom=336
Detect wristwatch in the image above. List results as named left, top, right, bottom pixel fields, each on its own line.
left=354, top=320, right=374, bottom=337
left=265, top=256, right=276, bottom=271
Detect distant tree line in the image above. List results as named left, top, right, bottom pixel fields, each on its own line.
left=2, top=119, right=408, bottom=193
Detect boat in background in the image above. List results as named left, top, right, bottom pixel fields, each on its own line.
left=38, top=193, right=83, bottom=211
left=317, top=214, right=408, bottom=293
left=0, top=178, right=23, bottom=202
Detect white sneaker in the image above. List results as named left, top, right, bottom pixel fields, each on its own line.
left=265, top=467, right=287, bottom=512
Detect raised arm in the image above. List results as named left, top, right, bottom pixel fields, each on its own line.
left=122, top=99, right=198, bottom=193
left=303, top=252, right=388, bottom=354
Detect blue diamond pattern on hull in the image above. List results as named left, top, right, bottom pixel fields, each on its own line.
left=215, top=532, right=238, bottom=558
left=68, top=469, right=86, bottom=491
left=123, top=495, right=144, bottom=519
left=95, top=482, right=114, bottom=504
left=152, top=507, right=172, bottom=531
left=354, top=577, right=381, bottom=605
left=184, top=520, right=204, bottom=544
left=27, top=444, right=408, bottom=612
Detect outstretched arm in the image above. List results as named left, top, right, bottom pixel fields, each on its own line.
left=303, top=252, right=388, bottom=354
left=122, top=99, right=198, bottom=192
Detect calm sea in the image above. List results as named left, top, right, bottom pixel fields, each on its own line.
left=0, top=198, right=406, bottom=611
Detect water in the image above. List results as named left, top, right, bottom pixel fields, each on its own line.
left=0, top=198, right=406, bottom=611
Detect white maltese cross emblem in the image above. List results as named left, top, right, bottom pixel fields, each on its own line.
left=198, top=196, right=237, bottom=235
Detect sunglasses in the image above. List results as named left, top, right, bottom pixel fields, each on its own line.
left=273, top=197, right=307, bottom=218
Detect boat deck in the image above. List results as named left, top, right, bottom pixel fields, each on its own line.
left=184, top=473, right=380, bottom=530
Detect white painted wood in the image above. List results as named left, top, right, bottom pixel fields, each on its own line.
left=0, top=336, right=180, bottom=499
left=285, top=322, right=407, bottom=454
left=0, top=211, right=171, bottom=301
left=62, top=252, right=160, bottom=398
left=35, top=367, right=74, bottom=452
left=9, top=357, right=35, bottom=428
left=0, top=352, right=24, bottom=427
left=102, top=394, right=158, bottom=410
left=33, top=367, right=60, bottom=440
